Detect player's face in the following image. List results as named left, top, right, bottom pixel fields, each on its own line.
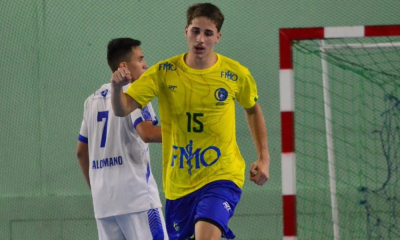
left=185, top=16, right=221, bottom=60
left=126, top=47, right=147, bottom=82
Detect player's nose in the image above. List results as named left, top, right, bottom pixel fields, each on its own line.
left=196, top=33, right=205, bottom=43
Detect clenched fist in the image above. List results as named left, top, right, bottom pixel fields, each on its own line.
left=111, top=67, right=132, bottom=88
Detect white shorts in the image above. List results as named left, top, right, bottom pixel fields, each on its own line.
left=96, top=208, right=168, bottom=240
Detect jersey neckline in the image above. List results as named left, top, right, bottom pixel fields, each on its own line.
left=178, top=53, right=222, bottom=74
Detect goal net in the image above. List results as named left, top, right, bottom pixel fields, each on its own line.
left=280, top=26, right=400, bottom=240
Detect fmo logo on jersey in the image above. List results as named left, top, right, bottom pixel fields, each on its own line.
left=220, top=70, right=238, bottom=81
left=171, top=140, right=221, bottom=175
left=159, top=62, right=177, bottom=71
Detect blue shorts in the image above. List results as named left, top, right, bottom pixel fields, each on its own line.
left=165, top=180, right=242, bottom=240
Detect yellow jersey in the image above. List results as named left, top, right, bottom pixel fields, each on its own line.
left=126, top=53, right=258, bottom=200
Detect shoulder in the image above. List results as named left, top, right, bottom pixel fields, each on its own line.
left=83, top=83, right=111, bottom=108
left=142, top=54, right=181, bottom=76
left=218, top=54, right=250, bottom=74
left=142, top=54, right=184, bottom=81
left=162, top=53, right=183, bottom=65
left=217, top=54, right=252, bottom=82
left=153, top=54, right=183, bottom=72
left=92, top=83, right=111, bottom=97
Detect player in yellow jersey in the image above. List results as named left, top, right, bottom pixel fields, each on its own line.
left=110, top=3, right=270, bottom=240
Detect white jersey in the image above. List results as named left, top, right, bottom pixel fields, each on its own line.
left=79, top=83, right=162, bottom=219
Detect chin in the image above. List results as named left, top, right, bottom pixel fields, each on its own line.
left=194, top=52, right=207, bottom=60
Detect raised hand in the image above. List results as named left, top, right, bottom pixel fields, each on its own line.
left=111, top=67, right=132, bottom=88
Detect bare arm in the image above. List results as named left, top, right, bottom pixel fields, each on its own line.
left=76, top=141, right=91, bottom=189
left=111, top=86, right=141, bottom=117
left=245, top=102, right=270, bottom=186
left=136, top=121, right=162, bottom=143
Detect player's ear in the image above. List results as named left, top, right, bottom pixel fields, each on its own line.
left=216, top=32, right=222, bottom=44
left=185, top=25, right=188, bottom=37
left=119, top=62, right=127, bottom=68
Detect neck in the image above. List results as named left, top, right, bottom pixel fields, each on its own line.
left=185, top=52, right=217, bottom=69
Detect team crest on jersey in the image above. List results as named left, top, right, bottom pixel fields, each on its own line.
left=214, top=88, right=228, bottom=106
left=215, top=88, right=228, bottom=101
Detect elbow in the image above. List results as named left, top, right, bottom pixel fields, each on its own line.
left=137, top=125, right=162, bottom=143
left=76, top=150, right=84, bottom=160
left=139, top=133, right=159, bottom=143
left=141, top=136, right=151, bottom=143
left=76, top=142, right=89, bottom=161
left=142, top=135, right=161, bottom=143
left=137, top=130, right=151, bottom=143
left=76, top=146, right=88, bottom=160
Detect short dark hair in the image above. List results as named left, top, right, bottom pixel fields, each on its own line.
left=186, top=3, right=225, bottom=32
left=107, top=38, right=141, bottom=72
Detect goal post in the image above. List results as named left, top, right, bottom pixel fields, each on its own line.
left=279, top=25, right=400, bottom=240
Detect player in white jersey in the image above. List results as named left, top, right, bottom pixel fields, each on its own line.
left=76, top=38, right=167, bottom=240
